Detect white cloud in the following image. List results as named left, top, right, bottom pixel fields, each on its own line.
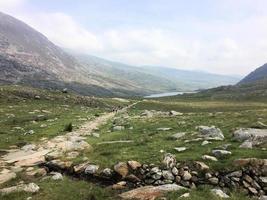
left=6, top=4, right=267, bottom=76
left=0, top=0, right=25, bottom=11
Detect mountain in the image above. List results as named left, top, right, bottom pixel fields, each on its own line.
left=69, top=52, right=240, bottom=92
left=178, top=63, right=267, bottom=100
left=238, top=63, right=267, bottom=85
left=0, top=12, right=240, bottom=97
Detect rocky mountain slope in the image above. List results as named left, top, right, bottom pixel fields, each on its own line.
left=0, top=12, right=240, bottom=97
left=238, top=63, right=267, bottom=85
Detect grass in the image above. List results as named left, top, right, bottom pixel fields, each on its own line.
left=1, top=86, right=266, bottom=200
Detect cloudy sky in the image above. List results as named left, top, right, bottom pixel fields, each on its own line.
left=1, top=0, right=267, bottom=75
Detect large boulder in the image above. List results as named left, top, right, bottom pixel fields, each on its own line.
left=197, top=126, right=224, bottom=140
left=119, top=184, right=186, bottom=200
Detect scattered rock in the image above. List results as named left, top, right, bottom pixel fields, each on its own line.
left=171, top=132, right=186, bottom=140
left=85, top=164, right=99, bottom=175
left=174, top=147, right=187, bottom=152
left=0, top=171, right=16, bottom=185
left=210, top=189, right=229, bottom=198
left=0, top=183, right=40, bottom=195
left=119, top=184, right=186, bottom=200
left=202, top=155, right=218, bottom=162
left=114, top=162, right=129, bottom=178
left=162, top=153, right=176, bottom=169
left=197, top=126, right=224, bottom=140
left=169, top=111, right=183, bottom=116
left=113, top=126, right=125, bottom=131
left=233, top=128, right=267, bottom=147
left=128, top=161, right=142, bottom=170
left=180, top=193, right=190, bottom=198
left=201, top=140, right=211, bottom=146
left=157, top=128, right=172, bottom=131
left=212, top=150, right=232, bottom=158
left=51, top=172, right=63, bottom=180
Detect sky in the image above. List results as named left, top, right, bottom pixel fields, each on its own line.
left=0, top=0, right=267, bottom=75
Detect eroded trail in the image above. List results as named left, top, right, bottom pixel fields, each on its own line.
left=0, top=101, right=140, bottom=185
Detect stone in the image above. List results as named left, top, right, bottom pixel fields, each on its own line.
left=202, top=155, right=218, bottom=162
left=91, top=133, right=100, bottom=138
left=112, top=126, right=125, bottom=131
left=73, top=162, right=89, bottom=173
left=239, top=140, right=253, bottom=149
left=84, top=164, right=99, bottom=175
left=233, top=128, right=267, bottom=146
left=182, top=171, right=192, bottom=181
left=248, top=187, right=258, bottom=195
left=114, top=162, right=129, bottom=178
left=259, top=196, right=267, bottom=200
left=209, top=177, right=219, bottom=185
left=194, top=161, right=210, bottom=171
left=259, top=177, right=267, bottom=186
left=174, top=147, right=187, bottom=152
left=0, top=183, right=39, bottom=195
left=21, top=144, right=36, bottom=151
left=162, top=153, right=176, bottom=169
left=112, top=181, right=127, bottom=190
left=244, top=175, right=253, bottom=183
left=119, top=184, right=186, bottom=200
left=128, top=161, right=142, bottom=170
left=169, top=111, right=183, bottom=116
left=171, top=167, right=179, bottom=176
left=180, top=193, right=190, bottom=198
left=162, top=170, right=175, bottom=181
left=226, top=171, right=242, bottom=178
left=202, top=140, right=211, bottom=146
left=197, top=126, right=224, bottom=140
left=210, top=189, right=229, bottom=198
left=170, top=132, right=186, bottom=140
left=212, top=150, right=232, bottom=158
left=152, top=172, right=163, bottom=180
left=0, top=171, right=16, bottom=185
left=157, top=128, right=172, bottom=131
left=51, top=172, right=63, bottom=180
left=102, top=168, right=113, bottom=177
left=26, top=168, right=47, bottom=178
left=126, top=174, right=141, bottom=183
left=175, top=176, right=181, bottom=183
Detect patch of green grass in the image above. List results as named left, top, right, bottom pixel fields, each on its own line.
left=1, top=177, right=116, bottom=200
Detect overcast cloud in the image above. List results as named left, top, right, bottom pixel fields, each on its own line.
left=1, top=0, right=267, bottom=75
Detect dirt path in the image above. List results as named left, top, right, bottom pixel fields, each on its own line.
left=0, top=101, right=140, bottom=183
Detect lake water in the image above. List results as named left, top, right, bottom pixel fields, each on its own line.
left=144, top=91, right=195, bottom=98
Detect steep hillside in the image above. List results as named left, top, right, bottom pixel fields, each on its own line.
left=238, top=63, right=267, bottom=85
left=0, top=12, right=240, bottom=97
left=71, top=52, right=240, bottom=92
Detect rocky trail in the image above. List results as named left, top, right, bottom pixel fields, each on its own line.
left=0, top=102, right=139, bottom=194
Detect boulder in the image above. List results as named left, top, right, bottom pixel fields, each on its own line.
left=0, top=171, right=16, bottom=185
left=113, top=126, right=125, bottom=131
left=170, top=132, right=186, bottom=140
left=0, top=183, right=39, bottom=195
left=197, top=126, right=224, bottom=140
left=114, top=162, right=129, bottom=178
left=119, top=184, right=186, bottom=200
left=51, top=172, right=63, bottom=180
left=233, top=128, right=267, bottom=147
left=194, top=161, right=209, bottom=171
left=210, top=189, right=229, bottom=198
left=174, top=147, right=187, bottom=152
left=202, top=155, right=218, bottom=162
left=84, top=164, right=99, bottom=175
left=128, top=161, right=142, bottom=170
left=162, top=153, right=176, bottom=169
left=212, top=150, right=232, bottom=158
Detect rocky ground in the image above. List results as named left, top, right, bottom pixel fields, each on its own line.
left=0, top=86, right=267, bottom=200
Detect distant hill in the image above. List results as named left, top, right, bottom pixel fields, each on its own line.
left=238, top=63, right=267, bottom=85
left=0, top=11, right=240, bottom=97
left=177, top=63, right=267, bottom=100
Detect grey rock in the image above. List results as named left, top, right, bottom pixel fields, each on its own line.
left=51, top=172, right=63, bottom=180
left=212, top=150, right=232, bottom=158
left=171, top=167, right=179, bottom=176
left=157, top=128, right=172, bottom=131
left=162, top=153, right=176, bottom=169
left=112, top=126, right=125, bottom=131
left=174, top=147, right=187, bottom=152
left=210, top=189, right=229, bottom=198
left=85, top=164, right=99, bottom=175
left=102, top=168, right=113, bottom=177
left=182, top=171, right=192, bottom=181
left=202, top=155, right=218, bottom=162
left=170, top=132, right=186, bottom=140
left=197, top=126, right=224, bottom=140
left=162, top=170, right=174, bottom=181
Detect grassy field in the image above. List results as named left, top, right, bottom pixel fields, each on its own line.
left=1, top=86, right=266, bottom=200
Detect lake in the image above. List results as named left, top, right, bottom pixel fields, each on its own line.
left=144, top=91, right=196, bottom=98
